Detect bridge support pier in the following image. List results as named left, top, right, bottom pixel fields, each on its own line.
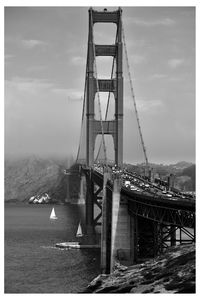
left=101, top=177, right=136, bottom=273
left=110, top=179, right=134, bottom=271
left=85, top=170, right=96, bottom=244
left=101, top=172, right=112, bottom=274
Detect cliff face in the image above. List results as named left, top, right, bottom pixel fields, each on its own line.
left=84, top=244, right=195, bottom=293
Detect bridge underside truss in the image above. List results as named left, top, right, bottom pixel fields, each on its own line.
left=128, top=198, right=195, bottom=258
left=83, top=169, right=108, bottom=242
left=128, top=198, right=195, bottom=228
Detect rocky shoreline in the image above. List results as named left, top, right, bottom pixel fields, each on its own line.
left=83, top=244, right=195, bottom=293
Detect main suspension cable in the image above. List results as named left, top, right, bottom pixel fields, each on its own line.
left=76, top=50, right=88, bottom=163
left=122, top=20, right=149, bottom=170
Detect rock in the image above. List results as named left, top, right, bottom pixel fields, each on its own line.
left=84, top=244, right=195, bottom=293
left=113, top=262, right=128, bottom=272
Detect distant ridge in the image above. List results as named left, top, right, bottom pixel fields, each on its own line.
left=124, top=161, right=195, bottom=192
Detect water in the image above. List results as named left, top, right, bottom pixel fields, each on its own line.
left=4, top=203, right=100, bottom=293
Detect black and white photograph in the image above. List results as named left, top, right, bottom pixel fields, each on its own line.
left=2, top=0, right=197, bottom=294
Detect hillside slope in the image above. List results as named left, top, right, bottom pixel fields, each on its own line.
left=4, top=156, right=69, bottom=202
left=181, top=164, right=195, bottom=190
left=125, top=161, right=195, bottom=191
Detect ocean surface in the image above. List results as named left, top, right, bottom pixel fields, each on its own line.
left=4, top=203, right=100, bottom=293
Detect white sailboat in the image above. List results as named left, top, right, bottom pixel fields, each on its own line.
left=50, top=207, right=58, bottom=220
left=76, top=222, right=83, bottom=237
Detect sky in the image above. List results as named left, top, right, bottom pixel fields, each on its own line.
left=4, top=5, right=196, bottom=164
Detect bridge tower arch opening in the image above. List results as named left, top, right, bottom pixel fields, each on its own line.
left=95, top=56, right=116, bottom=79
left=94, top=134, right=115, bottom=163
left=93, top=22, right=117, bottom=44
left=86, top=7, right=123, bottom=168
left=94, top=92, right=115, bottom=121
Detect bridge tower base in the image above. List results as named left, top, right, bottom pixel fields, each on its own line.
left=101, top=178, right=136, bottom=273
left=110, top=180, right=134, bottom=270
left=101, top=172, right=112, bottom=274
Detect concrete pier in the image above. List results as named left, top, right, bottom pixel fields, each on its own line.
left=110, top=179, right=133, bottom=271
left=100, top=172, right=111, bottom=274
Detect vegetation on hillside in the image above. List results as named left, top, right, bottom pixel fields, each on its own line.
left=4, top=156, right=80, bottom=203
left=125, top=161, right=195, bottom=192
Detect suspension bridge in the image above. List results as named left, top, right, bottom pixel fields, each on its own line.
left=67, top=7, right=195, bottom=274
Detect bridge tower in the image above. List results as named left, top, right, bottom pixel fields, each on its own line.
left=86, top=7, right=123, bottom=167
left=79, top=8, right=195, bottom=273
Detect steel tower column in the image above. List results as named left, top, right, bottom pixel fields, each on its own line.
left=86, top=8, right=95, bottom=167
left=86, top=7, right=124, bottom=167
left=115, top=8, right=123, bottom=167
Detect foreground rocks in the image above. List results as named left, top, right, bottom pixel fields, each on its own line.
left=84, top=244, right=195, bottom=293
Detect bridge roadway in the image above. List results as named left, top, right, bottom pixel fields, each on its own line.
left=90, top=166, right=195, bottom=229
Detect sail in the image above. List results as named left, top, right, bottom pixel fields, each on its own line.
left=50, top=207, right=57, bottom=220
left=76, top=222, right=83, bottom=237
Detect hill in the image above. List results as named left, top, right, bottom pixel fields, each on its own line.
left=181, top=165, right=195, bottom=190
left=124, top=161, right=195, bottom=192
left=4, top=155, right=80, bottom=203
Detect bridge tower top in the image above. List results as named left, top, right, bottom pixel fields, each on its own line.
left=86, top=7, right=123, bottom=168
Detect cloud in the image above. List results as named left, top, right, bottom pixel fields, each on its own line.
left=149, top=73, right=168, bottom=80
left=125, top=97, right=164, bottom=113
left=125, top=38, right=146, bottom=50
left=71, top=56, right=85, bottom=66
left=28, top=65, right=47, bottom=72
left=126, top=17, right=175, bottom=27
left=6, top=77, right=83, bottom=102
left=138, top=99, right=164, bottom=112
left=168, top=76, right=183, bottom=82
left=5, top=54, right=15, bottom=60
left=5, top=36, right=47, bottom=51
left=5, top=54, right=15, bottom=65
left=52, top=88, right=83, bottom=101
left=5, top=76, right=83, bottom=158
left=168, top=58, right=184, bottom=69
left=131, top=54, right=146, bottom=65
left=21, top=39, right=47, bottom=49
left=5, top=77, right=53, bottom=94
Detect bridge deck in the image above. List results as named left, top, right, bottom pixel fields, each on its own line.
left=90, top=169, right=195, bottom=211
left=87, top=168, right=195, bottom=229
